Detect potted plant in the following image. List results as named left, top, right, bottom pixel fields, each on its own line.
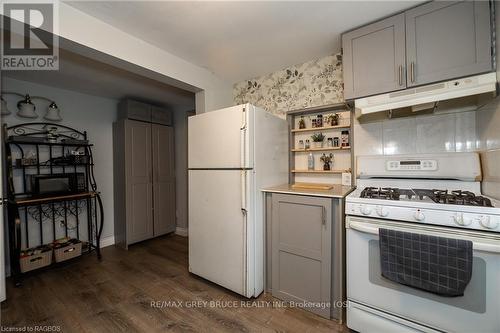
left=327, top=113, right=340, bottom=126
left=320, top=153, right=334, bottom=170
left=311, top=132, right=325, bottom=148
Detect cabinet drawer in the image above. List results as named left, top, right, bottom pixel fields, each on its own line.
left=151, top=106, right=172, bottom=126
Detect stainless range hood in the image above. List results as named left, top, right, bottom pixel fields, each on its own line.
left=354, top=73, right=497, bottom=116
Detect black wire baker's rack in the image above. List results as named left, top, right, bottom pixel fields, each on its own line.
left=3, top=122, right=104, bottom=286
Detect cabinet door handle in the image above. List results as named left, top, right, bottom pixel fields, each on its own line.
left=398, top=65, right=403, bottom=86
left=322, top=206, right=326, bottom=226
left=410, top=62, right=415, bottom=83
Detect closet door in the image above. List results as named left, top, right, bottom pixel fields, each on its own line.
left=125, top=120, right=154, bottom=244
left=152, top=124, right=176, bottom=236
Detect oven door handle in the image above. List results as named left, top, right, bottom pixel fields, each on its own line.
left=348, top=221, right=500, bottom=254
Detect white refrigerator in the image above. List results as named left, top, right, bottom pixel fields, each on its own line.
left=188, top=103, right=288, bottom=297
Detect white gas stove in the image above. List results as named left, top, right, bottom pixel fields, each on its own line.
left=345, top=153, right=500, bottom=333
left=346, top=153, right=500, bottom=233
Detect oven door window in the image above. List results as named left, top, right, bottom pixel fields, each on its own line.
left=347, top=219, right=500, bottom=332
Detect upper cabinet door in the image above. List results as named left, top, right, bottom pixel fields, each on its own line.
left=342, top=13, right=406, bottom=100
left=405, top=1, right=493, bottom=87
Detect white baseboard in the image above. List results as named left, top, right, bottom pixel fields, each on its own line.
left=100, top=235, right=115, bottom=248
left=175, top=227, right=188, bottom=237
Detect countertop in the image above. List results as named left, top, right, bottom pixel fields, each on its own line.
left=262, top=184, right=355, bottom=198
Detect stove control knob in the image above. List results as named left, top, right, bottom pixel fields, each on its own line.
left=360, top=205, right=372, bottom=215
left=453, top=213, right=472, bottom=226
left=478, top=216, right=499, bottom=230
left=414, top=210, right=425, bottom=221
left=376, top=206, right=389, bottom=217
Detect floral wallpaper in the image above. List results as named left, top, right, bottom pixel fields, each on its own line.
left=233, top=53, right=343, bottom=117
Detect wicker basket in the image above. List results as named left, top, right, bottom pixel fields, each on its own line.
left=20, top=250, right=52, bottom=273
left=54, top=240, right=82, bottom=263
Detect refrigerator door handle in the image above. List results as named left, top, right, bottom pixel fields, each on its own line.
left=240, top=106, right=247, bottom=169
left=241, top=170, right=247, bottom=215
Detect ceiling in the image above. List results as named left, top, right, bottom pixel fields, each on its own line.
left=2, top=48, right=195, bottom=111
left=67, top=1, right=424, bottom=83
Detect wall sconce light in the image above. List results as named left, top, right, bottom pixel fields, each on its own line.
left=0, top=97, right=11, bottom=116
left=17, top=94, right=38, bottom=118
left=1, top=91, right=62, bottom=121
left=44, top=102, right=62, bottom=121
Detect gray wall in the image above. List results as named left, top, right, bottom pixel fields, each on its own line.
left=1, top=77, right=118, bottom=242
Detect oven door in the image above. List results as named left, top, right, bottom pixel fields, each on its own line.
left=346, top=216, right=500, bottom=333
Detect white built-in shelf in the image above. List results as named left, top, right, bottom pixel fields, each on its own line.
left=291, top=169, right=348, bottom=174
left=291, top=146, right=351, bottom=152
left=291, top=124, right=350, bottom=133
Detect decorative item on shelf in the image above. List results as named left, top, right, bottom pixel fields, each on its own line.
left=327, top=138, right=333, bottom=147
left=327, top=113, right=340, bottom=126
left=298, top=116, right=306, bottom=129
left=305, top=139, right=311, bottom=149
left=1, top=96, right=11, bottom=116
left=311, top=132, right=325, bottom=148
left=46, top=126, right=58, bottom=143
left=320, top=153, right=334, bottom=171
left=17, top=94, right=37, bottom=118
left=341, top=130, right=350, bottom=147
left=333, top=137, right=339, bottom=147
left=308, top=152, right=314, bottom=170
left=44, top=102, right=62, bottom=121
left=298, top=140, right=305, bottom=150
left=312, top=118, right=317, bottom=128
left=317, top=114, right=323, bottom=127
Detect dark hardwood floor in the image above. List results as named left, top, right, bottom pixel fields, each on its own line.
left=1, top=234, right=349, bottom=332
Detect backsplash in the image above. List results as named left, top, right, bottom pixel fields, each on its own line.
left=233, top=53, right=343, bottom=117
left=354, top=111, right=477, bottom=156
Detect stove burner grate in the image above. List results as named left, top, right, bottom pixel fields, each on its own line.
left=360, top=187, right=493, bottom=207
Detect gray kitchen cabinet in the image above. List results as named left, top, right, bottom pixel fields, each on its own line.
left=405, top=1, right=493, bottom=87
left=342, top=13, right=406, bottom=100
left=342, top=0, right=493, bottom=99
left=113, top=119, right=175, bottom=248
left=152, top=124, right=176, bottom=236
left=151, top=105, right=173, bottom=126
left=270, top=194, right=336, bottom=319
left=119, top=99, right=173, bottom=126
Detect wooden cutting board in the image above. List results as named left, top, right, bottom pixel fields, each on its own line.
left=291, top=183, right=334, bottom=190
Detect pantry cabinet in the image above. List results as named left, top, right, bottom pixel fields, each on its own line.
left=342, top=0, right=493, bottom=100
left=113, top=119, right=176, bottom=248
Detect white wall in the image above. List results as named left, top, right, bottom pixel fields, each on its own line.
left=1, top=77, right=118, bottom=244
left=474, top=1, right=500, bottom=199
left=58, top=3, right=233, bottom=114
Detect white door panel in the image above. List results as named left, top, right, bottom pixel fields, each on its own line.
left=188, top=104, right=253, bottom=169
left=188, top=169, right=252, bottom=297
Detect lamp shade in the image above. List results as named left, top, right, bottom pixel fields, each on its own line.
left=1, top=97, right=11, bottom=116
left=44, top=102, right=62, bottom=121
left=17, top=94, right=37, bottom=118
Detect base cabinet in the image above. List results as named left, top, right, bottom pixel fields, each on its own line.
left=266, top=193, right=344, bottom=320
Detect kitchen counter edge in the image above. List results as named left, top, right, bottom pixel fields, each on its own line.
left=262, top=184, right=355, bottom=199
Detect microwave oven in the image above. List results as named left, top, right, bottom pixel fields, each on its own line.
left=27, top=173, right=86, bottom=195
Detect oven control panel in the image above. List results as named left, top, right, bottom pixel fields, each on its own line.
left=386, top=159, right=437, bottom=171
